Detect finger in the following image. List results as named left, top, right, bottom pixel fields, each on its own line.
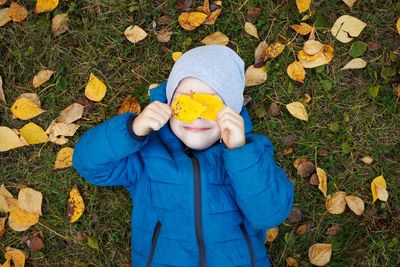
left=217, top=106, right=241, bottom=121
left=153, top=101, right=172, bottom=117
left=219, top=119, right=242, bottom=133
left=146, top=105, right=171, bottom=122
left=147, top=117, right=164, bottom=131
left=218, top=112, right=243, bottom=126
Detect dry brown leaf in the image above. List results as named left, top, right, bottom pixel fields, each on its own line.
left=57, top=103, right=84, bottom=124
left=293, top=156, right=308, bottom=169
left=18, top=188, right=43, bottom=215
left=331, top=15, right=366, bottom=43
left=326, top=224, right=341, bottom=236
left=201, top=31, right=229, bottom=45
left=244, top=21, right=259, bottom=39
left=360, top=155, right=373, bottom=165
left=54, top=147, right=73, bottom=169
left=204, top=8, right=221, bottom=25
left=254, top=41, right=268, bottom=66
left=343, top=0, right=357, bottom=8
left=0, top=74, right=5, bottom=103
left=124, top=25, right=148, bottom=43
left=46, top=121, right=79, bottom=137
left=287, top=61, right=305, bottom=83
left=286, top=102, right=308, bottom=121
left=297, top=161, right=315, bottom=177
left=286, top=257, right=299, bottom=267
left=178, top=11, right=208, bottom=31
left=245, top=65, right=267, bottom=87
left=296, top=224, right=308, bottom=234
left=341, top=58, right=367, bottom=70
left=117, top=95, right=141, bottom=115
left=32, top=70, right=55, bottom=88
left=326, top=191, right=347, bottom=214
left=265, top=227, right=279, bottom=243
left=290, top=22, right=313, bottom=35
left=0, top=0, right=7, bottom=5
left=155, top=28, right=173, bottom=43
left=345, top=195, right=364, bottom=215
left=0, top=126, right=26, bottom=152
left=51, top=13, right=68, bottom=37
left=9, top=2, right=27, bottom=22
left=308, top=243, right=332, bottom=266
left=316, top=167, right=327, bottom=197
left=0, top=216, right=5, bottom=237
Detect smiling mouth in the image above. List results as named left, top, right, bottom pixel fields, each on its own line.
left=183, top=126, right=212, bottom=133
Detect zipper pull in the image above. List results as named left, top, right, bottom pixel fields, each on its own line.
left=184, top=146, right=192, bottom=155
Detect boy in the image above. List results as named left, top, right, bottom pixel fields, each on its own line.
left=72, top=45, right=294, bottom=266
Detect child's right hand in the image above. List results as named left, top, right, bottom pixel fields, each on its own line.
left=132, top=101, right=172, bottom=137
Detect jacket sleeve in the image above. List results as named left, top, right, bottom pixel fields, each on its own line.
left=223, top=133, right=294, bottom=230
left=72, top=112, right=149, bottom=188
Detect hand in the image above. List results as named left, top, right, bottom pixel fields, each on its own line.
left=217, top=107, right=246, bottom=149
left=132, top=101, right=172, bottom=136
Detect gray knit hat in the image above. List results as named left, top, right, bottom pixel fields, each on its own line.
left=166, top=45, right=245, bottom=113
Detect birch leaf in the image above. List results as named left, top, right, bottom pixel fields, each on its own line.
left=84, top=73, right=106, bottom=102
left=245, top=65, right=267, bottom=87
left=326, top=191, right=347, bottom=214
left=0, top=8, right=11, bottom=27
left=341, top=58, right=367, bottom=70
left=290, top=23, right=313, bottom=35
left=331, top=15, right=366, bottom=43
left=35, top=0, right=59, bottom=14
left=303, top=40, right=324, bottom=55
left=204, top=8, right=221, bottom=25
left=54, top=147, right=73, bottom=169
left=344, top=195, right=364, bottom=215
left=265, top=227, right=279, bottom=243
left=67, top=186, right=85, bottom=223
left=201, top=31, right=229, bottom=45
left=343, top=0, right=357, bottom=8
left=51, top=13, right=68, bottom=37
left=4, top=247, right=26, bottom=267
left=9, top=2, right=27, bottom=22
left=18, top=188, right=43, bottom=215
left=287, top=61, right=305, bottom=83
left=172, top=52, right=183, bottom=62
left=244, top=21, right=259, bottom=39
left=316, top=167, right=327, bottom=197
left=124, top=25, right=148, bottom=43
left=57, top=103, right=84, bottom=124
left=11, top=97, right=46, bottom=120
left=397, top=17, right=400, bottom=35
left=371, top=175, right=388, bottom=203
left=32, top=70, right=54, bottom=88
left=308, top=243, right=332, bottom=266
left=0, top=126, right=26, bottom=152
left=263, top=42, right=285, bottom=61
left=171, top=94, right=207, bottom=123
left=0, top=75, right=4, bottom=103
left=19, top=122, right=49, bottom=145
left=296, top=0, right=311, bottom=13
left=178, top=11, right=208, bottom=31
left=286, top=102, right=308, bottom=121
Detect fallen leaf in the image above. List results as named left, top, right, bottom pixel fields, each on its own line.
left=51, top=13, right=68, bottom=37
left=0, top=126, right=26, bottom=152
left=343, top=0, right=357, bottom=8
left=286, top=102, right=308, bottom=121
left=254, top=41, right=268, bottom=66
left=155, top=28, right=173, bottom=43
left=172, top=52, right=183, bottom=62
left=16, top=92, right=41, bottom=106
left=360, top=155, right=373, bottom=165
left=268, top=102, right=279, bottom=117
left=35, top=0, right=59, bottom=14
left=287, top=206, right=302, bottom=224
left=345, top=195, right=364, bottom=215
left=201, top=31, right=229, bottom=45
left=0, top=8, right=11, bottom=27
left=397, top=17, right=400, bottom=35
left=124, top=25, right=148, bottom=43
left=8, top=204, right=40, bottom=230
left=46, top=121, right=79, bottom=137
left=56, top=103, right=84, bottom=123
left=296, top=224, right=308, bottom=234
left=296, top=0, right=311, bottom=13
left=293, top=156, right=308, bottom=169
left=67, top=186, right=85, bottom=223
left=4, top=247, right=26, bottom=267
left=308, top=243, right=332, bottom=266
left=244, top=21, right=259, bottom=39
left=19, top=122, right=49, bottom=145
left=316, top=167, right=327, bottom=197
left=245, top=65, right=267, bottom=87
left=290, top=23, right=313, bottom=35
left=326, top=191, right=347, bottom=214
left=178, top=11, right=208, bottom=31
left=286, top=257, right=299, bottom=267
left=297, top=161, right=315, bottom=177
left=341, top=58, right=367, bottom=70
left=87, top=236, right=100, bottom=251
left=9, top=2, right=27, bottom=22
left=0, top=74, right=4, bottom=103
left=298, top=44, right=334, bottom=68
left=33, top=70, right=55, bottom=88
left=309, top=173, right=319, bottom=185
left=326, top=224, right=341, bottom=236
left=331, top=15, right=367, bottom=43
left=287, top=61, right=305, bottom=83
left=84, top=73, right=106, bottom=102
left=0, top=184, right=12, bottom=198
left=247, top=7, right=262, bottom=20
left=54, top=147, right=73, bottom=169
left=204, top=8, right=221, bottom=25
left=265, top=227, right=279, bottom=242
left=263, top=42, right=285, bottom=61
left=303, top=40, right=324, bottom=55
left=117, top=95, right=141, bottom=115
left=18, top=187, right=43, bottom=215
left=0, top=216, right=5, bottom=237
left=371, top=175, right=388, bottom=203
left=11, top=97, right=46, bottom=120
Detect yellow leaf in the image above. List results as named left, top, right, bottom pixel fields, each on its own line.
left=67, top=186, right=85, bottom=223
left=192, top=93, right=224, bottom=120
left=19, top=122, right=49, bottom=145
left=204, top=8, right=221, bottom=25
left=51, top=13, right=68, bottom=37
left=84, top=73, right=106, bottom=102
left=344, top=195, right=364, bottom=216
left=11, top=97, right=46, bottom=120
left=0, top=216, right=5, bottom=237
left=9, top=204, right=40, bottom=229
left=172, top=52, right=183, bottom=62
left=178, top=11, right=208, bottom=31
left=326, top=191, right=347, bottom=214
left=244, top=21, right=259, bottom=39
left=0, top=194, right=8, bottom=212
left=245, top=65, right=267, bottom=87
left=0, top=74, right=4, bottom=103
left=0, top=184, right=13, bottom=198
left=360, top=155, right=373, bottom=165
left=308, top=243, right=332, bottom=266
left=343, top=0, right=357, bottom=8
left=290, top=23, right=313, bottom=35
left=46, top=121, right=79, bottom=137
left=35, top=0, right=59, bottom=14
left=316, top=167, right=327, bottom=197
left=287, top=61, right=305, bottom=83
left=265, top=227, right=279, bottom=243
left=54, top=147, right=73, bottom=169
left=286, top=257, right=299, bottom=267
left=18, top=187, right=43, bottom=215
left=9, top=2, right=27, bottom=22
left=201, top=31, right=229, bottom=45
left=341, top=58, right=367, bottom=70
left=117, top=95, right=141, bottom=115
left=57, top=103, right=84, bottom=124
left=4, top=247, right=26, bottom=267
left=0, top=8, right=11, bottom=27
left=263, top=42, right=285, bottom=61
left=397, top=17, right=400, bottom=35
left=0, top=259, right=11, bottom=267
left=296, top=0, right=311, bottom=13
left=331, top=15, right=366, bottom=43
left=171, top=95, right=207, bottom=123
left=298, top=44, right=333, bottom=68
left=0, top=126, right=26, bottom=152
left=32, top=70, right=54, bottom=88
left=124, top=25, right=148, bottom=44
left=286, top=102, right=308, bottom=121
left=303, top=40, right=323, bottom=55
left=371, top=175, right=388, bottom=203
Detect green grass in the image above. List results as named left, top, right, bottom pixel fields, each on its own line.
left=1, top=0, right=400, bottom=266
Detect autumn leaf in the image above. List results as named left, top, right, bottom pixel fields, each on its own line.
left=287, top=61, right=305, bottom=83
left=360, top=155, right=373, bottom=165
left=4, top=247, right=26, bottom=267
left=171, top=95, right=206, bottom=123
left=308, top=243, right=332, bottom=266
left=84, top=73, right=106, bottom=102
left=263, top=42, right=285, bottom=61
left=18, top=188, right=43, bottom=215
left=0, top=126, right=26, bottom=152
left=290, top=23, right=313, bottom=35
left=286, top=102, right=308, bottom=121
left=397, top=17, right=400, bottom=35
left=326, top=191, right=347, bottom=214
left=35, top=0, right=59, bottom=14
left=331, top=15, right=366, bottom=43
left=19, top=122, right=49, bottom=145
left=371, top=175, right=388, bottom=203
left=0, top=8, right=11, bottom=27
left=316, top=167, right=327, bottom=197
left=178, top=11, right=208, bottom=31
left=265, top=227, right=279, bottom=243
left=56, top=103, right=84, bottom=124
left=8, top=203, right=40, bottom=231
left=344, top=195, right=364, bottom=215
left=341, top=58, right=367, bottom=70
left=201, top=31, right=229, bottom=45
left=172, top=52, right=183, bottom=62
left=303, top=40, right=324, bottom=55
left=204, top=8, right=221, bottom=25
left=32, top=70, right=54, bottom=88
left=54, top=147, right=73, bottom=169
left=296, top=0, right=311, bottom=13
left=192, top=92, right=224, bottom=120
left=9, top=2, right=27, bottom=22
left=0, top=74, right=4, bottom=103
left=51, top=13, right=68, bottom=37
left=343, top=0, right=357, bottom=8
left=11, top=97, right=46, bottom=120
left=244, top=21, right=259, bottom=39
left=124, top=25, right=148, bottom=43
left=117, top=95, right=141, bottom=115
left=245, top=65, right=267, bottom=87
left=67, top=186, right=85, bottom=223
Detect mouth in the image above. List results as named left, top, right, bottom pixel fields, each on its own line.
left=183, top=126, right=212, bottom=133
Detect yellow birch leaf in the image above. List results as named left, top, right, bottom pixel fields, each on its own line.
left=35, top=0, right=59, bottom=14
left=316, top=167, right=327, bottom=197
left=19, top=122, right=49, bottom=145
left=265, top=227, right=279, bottom=243
left=331, top=15, right=366, bottom=43
left=244, top=21, right=259, bottom=39
left=344, top=195, right=364, bottom=216
left=32, top=70, right=54, bottom=88
left=124, top=25, right=148, bottom=44
left=8, top=2, right=27, bottom=22
left=296, top=0, right=311, bottom=13
left=172, top=52, right=183, bottom=62
left=303, top=40, right=324, bottom=55
left=308, top=243, right=332, bottom=266
left=11, top=97, right=46, bottom=120
left=245, top=65, right=267, bottom=87
left=67, top=186, right=85, bottom=223
left=286, top=102, right=308, bottom=121
left=371, top=175, right=387, bottom=203
left=263, top=42, right=285, bottom=61
left=0, top=194, right=8, bottom=212
left=54, top=147, right=73, bottom=169
left=192, top=93, right=224, bottom=120
left=0, top=259, right=11, bottom=267
left=204, top=8, right=221, bottom=25
left=0, top=184, right=13, bottom=198
left=326, top=191, right=347, bottom=214
left=171, top=95, right=207, bottom=123
left=290, top=23, right=313, bottom=35
left=84, top=73, right=106, bottom=102
left=178, top=11, right=208, bottom=31
left=16, top=92, right=41, bottom=106
left=0, top=8, right=11, bottom=27
left=9, top=205, right=40, bottom=229
left=4, top=247, right=26, bottom=267
left=201, top=31, right=229, bottom=45
left=287, top=61, right=305, bottom=83
left=0, top=126, right=26, bottom=152
left=375, top=184, right=388, bottom=202
left=360, top=155, right=373, bottom=165
left=298, top=44, right=333, bottom=68
left=18, top=187, right=43, bottom=215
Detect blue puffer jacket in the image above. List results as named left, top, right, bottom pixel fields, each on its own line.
left=72, top=81, right=294, bottom=267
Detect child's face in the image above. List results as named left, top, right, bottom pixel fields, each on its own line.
left=169, top=77, right=223, bottom=150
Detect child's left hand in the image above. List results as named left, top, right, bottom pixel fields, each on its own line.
left=217, top=107, right=246, bottom=149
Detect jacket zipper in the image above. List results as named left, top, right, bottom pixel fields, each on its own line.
left=185, top=146, right=206, bottom=267
left=240, top=223, right=255, bottom=267
left=146, top=220, right=162, bottom=267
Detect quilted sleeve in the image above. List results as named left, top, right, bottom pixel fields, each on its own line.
left=72, top=112, right=148, bottom=188
left=223, top=133, right=294, bottom=230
